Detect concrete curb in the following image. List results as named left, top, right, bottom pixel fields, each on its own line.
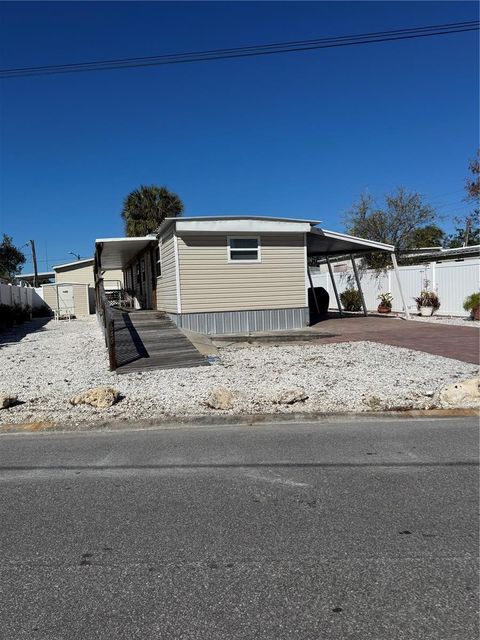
left=0, top=407, right=478, bottom=435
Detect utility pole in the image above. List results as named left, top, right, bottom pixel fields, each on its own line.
left=29, top=240, right=38, bottom=287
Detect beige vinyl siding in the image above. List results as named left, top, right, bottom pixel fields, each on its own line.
left=177, top=233, right=306, bottom=313
left=156, top=229, right=178, bottom=313
left=41, top=285, right=58, bottom=311
left=102, top=269, right=124, bottom=287
left=56, top=264, right=123, bottom=287
left=72, top=284, right=91, bottom=316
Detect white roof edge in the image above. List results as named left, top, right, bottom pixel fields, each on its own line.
left=95, top=235, right=156, bottom=243
left=53, top=257, right=94, bottom=270
left=310, top=228, right=395, bottom=252
left=164, top=216, right=321, bottom=224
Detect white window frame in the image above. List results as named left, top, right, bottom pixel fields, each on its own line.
left=227, top=236, right=261, bottom=263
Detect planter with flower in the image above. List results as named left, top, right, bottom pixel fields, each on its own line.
left=463, top=292, right=480, bottom=321
left=414, top=290, right=441, bottom=317
left=377, top=292, right=393, bottom=314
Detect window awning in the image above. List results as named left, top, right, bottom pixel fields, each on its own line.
left=307, top=228, right=395, bottom=257
left=95, top=237, right=156, bottom=270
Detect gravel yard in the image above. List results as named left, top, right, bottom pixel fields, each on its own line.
left=402, top=314, right=480, bottom=328
left=0, top=317, right=478, bottom=427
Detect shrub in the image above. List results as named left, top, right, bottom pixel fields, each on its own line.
left=463, top=292, right=480, bottom=312
left=340, top=288, right=363, bottom=312
left=32, top=303, right=53, bottom=318
left=414, top=290, right=440, bottom=311
left=0, top=304, right=15, bottom=328
left=12, top=303, right=31, bottom=324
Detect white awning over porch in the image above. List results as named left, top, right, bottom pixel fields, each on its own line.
left=95, top=236, right=157, bottom=271
left=307, top=228, right=394, bottom=257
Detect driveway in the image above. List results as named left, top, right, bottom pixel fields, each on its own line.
left=312, top=315, right=480, bottom=364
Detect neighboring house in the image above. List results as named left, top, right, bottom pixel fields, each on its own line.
left=14, top=272, right=55, bottom=286
left=95, top=216, right=397, bottom=333
left=53, top=257, right=124, bottom=288
left=39, top=257, right=124, bottom=317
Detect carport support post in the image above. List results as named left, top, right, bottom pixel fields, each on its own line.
left=391, top=253, right=411, bottom=320
left=326, top=257, right=343, bottom=316
left=307, top=265, right=321, bottom=315
left=350, top=254, right=368, bottom=317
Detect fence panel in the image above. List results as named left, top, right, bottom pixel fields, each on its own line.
left=311, top=259, right=479, bottom=316
left=434, top=262, right=479, bottom=315
left=0, top=283, right=35, bottom=309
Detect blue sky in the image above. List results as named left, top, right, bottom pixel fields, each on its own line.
left=0, top=1, right=478, bottom=274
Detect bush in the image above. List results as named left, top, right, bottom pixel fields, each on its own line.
left=340, top=288, right=363, bottom=312
left=12, top=303, right=31, bottom=324
left=0, top=304, right=15, bottom=328
left=32, top=303, right=53, bottom=318
left=463, top=292, right=480, bottom=312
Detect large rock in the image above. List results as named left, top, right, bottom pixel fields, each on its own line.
left=205, top=387, right=234, bottom=410
left=275, top=387, right=308, bottom=405
left=0, top=394, right=18, bottom=409
left=70, top=387, right=120, bottom=409
left=438, top=377, right=480, bottom=408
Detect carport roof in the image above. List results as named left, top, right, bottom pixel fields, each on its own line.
left=95, top=236, right=157, bottom=270
left=307, top=228, right=395, bottom=256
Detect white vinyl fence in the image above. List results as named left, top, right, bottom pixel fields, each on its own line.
left=312, top=259, right=480, bottom=316
left=0, top=283, right=45, bottom=309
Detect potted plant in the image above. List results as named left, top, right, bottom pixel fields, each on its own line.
left=414, top=290, right=441, bottom=316
left=377, top=292, right=393, bottom=314
left=463, top=292, right=480, bottom=320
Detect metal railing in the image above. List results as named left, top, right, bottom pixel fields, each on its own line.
left=95, top=278, right=117, bottom=371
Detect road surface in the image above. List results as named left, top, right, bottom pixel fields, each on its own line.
left=0, top=417, right=478, bottom=639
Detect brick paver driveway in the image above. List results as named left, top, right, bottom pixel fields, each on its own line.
left=312, top=315, right=480, bottom=365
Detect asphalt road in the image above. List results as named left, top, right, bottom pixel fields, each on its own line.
left=0, top=417, right=478, bottom=640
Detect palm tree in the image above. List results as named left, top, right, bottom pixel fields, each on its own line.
left=121, top=185, right=184, bottom=236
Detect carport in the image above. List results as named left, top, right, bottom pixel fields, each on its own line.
left=306, top=228, right=411, bottom=320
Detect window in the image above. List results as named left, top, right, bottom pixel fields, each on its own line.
left=228, top=237, right=260, bottom=262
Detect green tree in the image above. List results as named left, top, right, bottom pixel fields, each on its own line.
left=445, top=150, right=480, bottom=248
left=0, top=234, right=26, bottom=282
left=345, top=187, right=437, bottom=269
left=410, top=225, right=445, bottom=248
left=121, top=185, right=184, bottom=236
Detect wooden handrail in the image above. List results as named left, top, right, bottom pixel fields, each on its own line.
left=96, top=278, right=117, bottom=371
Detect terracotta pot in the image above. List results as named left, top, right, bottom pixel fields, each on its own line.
left=473, top=306, right=480, bottom=321
left=377, top=305, right=391, bottom=314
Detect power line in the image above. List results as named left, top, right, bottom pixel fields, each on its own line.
left=0, top=21, right=478, bottom=78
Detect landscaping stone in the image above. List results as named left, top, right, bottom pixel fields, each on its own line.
left=205, top=387, right=234, bottom=410
left=0, top=394, right=18, bottom=409
left=275, top=387, right=308, bottom=405
left=70, top=386, right=120, bottom=409
left=438, top=377, right=480, bottom=408
left=0, top=317, right=478, bottom=426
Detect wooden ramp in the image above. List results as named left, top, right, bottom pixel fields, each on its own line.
left=112, top=309, right=209, bottom=373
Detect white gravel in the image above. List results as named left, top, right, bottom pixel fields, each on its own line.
left=401, top=314, right=480, bottom=328
left=0, top=317, right=478, bottom=427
